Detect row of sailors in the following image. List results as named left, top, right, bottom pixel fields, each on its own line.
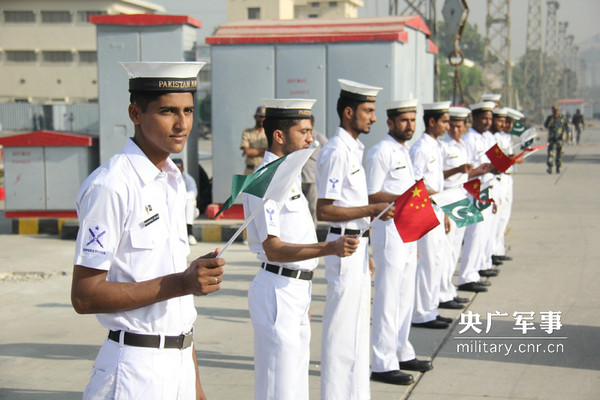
left=243, top=80, right=526, bottom=398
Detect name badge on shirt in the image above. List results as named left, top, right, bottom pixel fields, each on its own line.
left=394, top=165, right=406, bottom=170
left=290, top=194, right=301, bottom=201
left=144, top=213, right=159, bottom=227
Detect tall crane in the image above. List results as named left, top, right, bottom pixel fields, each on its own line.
left=524, top=0, right=544, bottom=122
left=544, top=1, right=560, bottom=105
left=483, top=0, right=512, bottom=107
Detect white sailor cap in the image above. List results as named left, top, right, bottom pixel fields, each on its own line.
left=505, top=107, right=525, bottom=121
left=482, top=93, right=502, bottom=102
left=449, top=106, right=471, bottom=120
left=261, top=98, right=316, bottom=119
left=120, top=61, right=206, bottom=93
left=423, top=101, right=452, bottom=114
left=492, top=107, right=508, bottom=117
left=385, top=99, right=418, bottom=117
left=338, top=78, right=382, bottom=102
left=470, top=101, right=496, bottom=113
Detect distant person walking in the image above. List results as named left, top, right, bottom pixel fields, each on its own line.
left=572, top=109, right=585, bottom=145
left=544, top=106, right=568, bottom=174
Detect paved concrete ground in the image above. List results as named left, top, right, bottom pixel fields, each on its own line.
left=1, top=126, right=599, bottom=399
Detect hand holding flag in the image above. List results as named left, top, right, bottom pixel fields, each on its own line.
left=485, top=144, right=529, bottom=173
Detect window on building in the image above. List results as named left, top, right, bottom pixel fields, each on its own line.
left=41, top=11, right=72, bottom=24
left=329, top=1, right=338, bottom=7
left=5, top=51, right=37, bottom=62
left=248, top=7, right=261, bottom=19
left=77, top=11, right=107, bottom=23
left=79, top=51, right=97, bottom=63
left=311, top=2, right=320, bottom=7
left=4, top=11, right=35, bottom=23
left=308, top=14, right=319, bottom=18
left=42, top=51, right=73, bottom=63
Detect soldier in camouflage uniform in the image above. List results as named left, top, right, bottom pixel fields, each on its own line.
left=544, top=106, right=568, bottom=174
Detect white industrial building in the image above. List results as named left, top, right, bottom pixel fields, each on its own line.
left=0, top=0, right=164, bottom=104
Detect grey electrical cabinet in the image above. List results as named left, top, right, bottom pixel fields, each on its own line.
left=207, top=16, right=437, bottom=204
left=0, top=130, right=98, bottom=216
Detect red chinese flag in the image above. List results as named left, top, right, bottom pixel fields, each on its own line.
left=393, top=179, right=440, bottom=243
left=463, top=178, right=494, bottom=204
left=485, top=144, right=513, bottom=173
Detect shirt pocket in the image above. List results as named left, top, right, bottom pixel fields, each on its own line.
left=284, top=193, right=304, bottom=213
left=389, top=165, right=408, bottom=181
left=347, top=167, right=364, bottom=188
left=128, top=219, right=170, bottom=280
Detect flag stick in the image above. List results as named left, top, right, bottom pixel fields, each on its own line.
left=357, top=201, right=395, bottom=238
left=216, top=197, right=269, bottom=258
left=523, top=148, right=540, bottom=159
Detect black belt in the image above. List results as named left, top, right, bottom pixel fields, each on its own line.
left=329, top=226, right=370, bottom=238
left=261, top=263, right=313, bottom=281
left=108, top=329, right=193, bottom=350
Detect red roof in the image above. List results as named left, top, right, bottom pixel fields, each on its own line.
left=90, top=14, right=202, bottom=28
left=206, top=15, right=434, bottom=49
left=0, top=130, right=97, bottom=147
left=558, top=99, right=584, bottom=105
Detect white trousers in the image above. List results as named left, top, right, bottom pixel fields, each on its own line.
left=493, top=175, right=513, bottom=256
left=185, top=193, right=199, bottom=225
left=459, top=205, right=494, bottom=285
left=445, top=219, right=466, bottom=276
left=321, top=236, right=370, bottom=400
left=439, top=219, right=460, bottom=303
left=371, top=219, right=418, bottom=372
left=412, top=212, right=446, bottom=324
left=248, top=268, right=312, bottom=400
left=84, top=337, right=196, bottom=400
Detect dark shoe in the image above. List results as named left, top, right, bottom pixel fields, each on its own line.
left=458, top=282, right=488, bottom=292
left=412, top=319, right=449, bottom=329
left=479, top=268, right=499, bottom=277
left=496, top=255, right=513, bottom=261
left=436, top=315, right=452, bottom=323
left=477, top=279, right=491, bottom=286
left=400, top=358, right=433, bottom=372
left=547, top=167, right=552, bottom=174
left=371, top=370, right=414, bottom=385
left=556, top=166, right=561, bottom=173
left=454, top=296, right=470, bottom=303
left=492, top=258, right=503, bottom=266
left=439, top=300, right=464, bottom=309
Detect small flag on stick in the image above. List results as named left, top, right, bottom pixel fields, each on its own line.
left=393, top=179, right=440, bottom=242
left=431, top=188, right=483, bottom=228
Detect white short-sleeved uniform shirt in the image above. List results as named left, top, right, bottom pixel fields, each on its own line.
left=461, top=127, right=496, bottom=186
left=316, top=127, right=369, bottom=231
left=441, top=135, right=470, bottom=189
left=243, top=151, right=319, bottom=272
left=366, top=134, right=415, bottom=196
left=409, top=132, right=445, bottom=193
left=74, top=139, right=192, bottom=335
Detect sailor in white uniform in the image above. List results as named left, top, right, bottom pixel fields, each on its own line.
left=409, top=101, right=453, bottom=329
left=317, top=79, right=392, bottom=400
left=243, top=98, right=359, bottom=400
left=367, top=99, right=433, bottom=385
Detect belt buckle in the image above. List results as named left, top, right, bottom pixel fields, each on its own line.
left=182, top=330, right=193, bottom=349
